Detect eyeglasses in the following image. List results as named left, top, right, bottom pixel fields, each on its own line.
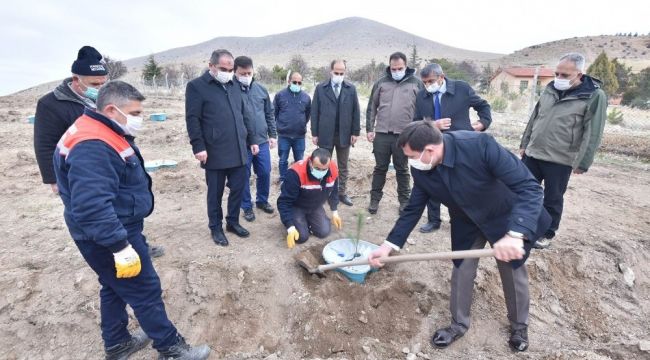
left=291, top=81, right=302, bottom=85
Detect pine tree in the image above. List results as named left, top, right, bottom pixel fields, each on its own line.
left=142, top=55, right=163, bottom=84
left=587, top=52, right=619, bottom=95
left=409, top=44, right=421, bottom=70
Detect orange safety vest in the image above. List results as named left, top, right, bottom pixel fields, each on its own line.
left=290, top=159, right=338, bottom=190
left=57, top=114, right=135, bottom=161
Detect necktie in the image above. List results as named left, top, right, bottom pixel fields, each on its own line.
left=433, top=91, right=441, bottom=120
left=334, top=83, right=340, bottom=99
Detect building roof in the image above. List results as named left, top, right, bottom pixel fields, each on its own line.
left=500, top=67, right=556, bottom=78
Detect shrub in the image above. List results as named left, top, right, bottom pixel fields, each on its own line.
left=491, top=97, right=508, bottom=112
left=607, top=107, right=624, bottom=125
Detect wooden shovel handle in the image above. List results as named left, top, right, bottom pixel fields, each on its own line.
left=317, top=248, right=495, bottom=272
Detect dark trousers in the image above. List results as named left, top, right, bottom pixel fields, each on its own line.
left=242, top=141, right=272, bottom=210
left=205, top=166, right=247, bottom=230
left=370, top=132, right=411, bottom=204
left=293, top=206, right=331, bottom=243
left=278, top=136, right=305, bottom=181
left=74, top=223, right=178, bottom=350
left=522, top=155, right=572, bottom=234
left=323, top=134, right=350, bottom=196
left=426, top=199, right=442, bottom=224
left=450, top=237, right=529, bottom=333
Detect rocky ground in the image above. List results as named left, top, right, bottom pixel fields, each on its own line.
left=0, top=90, right=648, bottom=360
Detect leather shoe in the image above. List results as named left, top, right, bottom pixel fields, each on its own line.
left=243, top=208, right=255, bottom=222
left=339, top=194, right=353, bottom=206
left=226, top=223, right=250, bottom=238
left=431, top=326, right=465, bottom=348
left=211, top=229, right=229, bottom=246
left=509, top=327, right=529, bottom=352
left=419, top=221, right=441, bottom=233
left=148, top=245, right=165, bottom=258
left=256, top=202, right=275, bottom=214
left=368, top=200, right=379, bottom=214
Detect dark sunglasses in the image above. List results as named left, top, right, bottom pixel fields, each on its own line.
left=291, top=81, right=302, bottom=85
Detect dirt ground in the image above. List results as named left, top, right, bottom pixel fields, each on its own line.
left=0, top=91, right=648, bottom=360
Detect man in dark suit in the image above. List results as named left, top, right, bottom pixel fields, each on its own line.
left=185, top=49, right=258, bottom=246
left=310, top=59, right=361, bottom=206
left=413, top=63, right=492, bottom=233
left=369, top=121, right=551, bottom=352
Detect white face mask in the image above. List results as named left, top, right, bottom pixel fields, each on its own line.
left=215, top=70, right=233, bottom=84
left=114, top=106, right=143, bottom=136
left=391, top=69, right=406, bottom=81
left=408, top=149, right=434, bottom=171
left=331, top=74, right=344, bottom=85
left=553, top=75, right=577, bottom=91
left=237, top=75, right=253, bottom=87
left=426, top=81, right=441, bottom=93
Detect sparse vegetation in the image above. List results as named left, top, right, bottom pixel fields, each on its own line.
left=103, top=55, right=127, bottom=80
left=491, top=97, right=508, bottom=112
left=607, top=107, right=624, bottom=125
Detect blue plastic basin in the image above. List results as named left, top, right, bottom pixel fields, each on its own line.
left=322, top=239, right=380, bottom=283
left=150, top=113, right=167, bottom=122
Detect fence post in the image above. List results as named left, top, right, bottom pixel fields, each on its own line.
left=528, top=66, right=540, bottom=116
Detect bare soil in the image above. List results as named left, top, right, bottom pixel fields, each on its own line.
left=0, top=92, right=648, bottom=360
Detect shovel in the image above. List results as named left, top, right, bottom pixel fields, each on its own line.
left=296, top=248, right=495, bottom=275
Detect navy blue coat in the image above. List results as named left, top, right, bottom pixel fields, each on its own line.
left=185, top=71, right=254, bottom=169
left=54, top=109, right=154, bottom=253
left=387, top=131, right=551, bottom=268
left=413, top=78, right=492, bottom=131
left=273, top=87, right=311, bottom=138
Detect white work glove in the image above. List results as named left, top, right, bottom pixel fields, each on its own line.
left=113, top=244, right=141, bottom=278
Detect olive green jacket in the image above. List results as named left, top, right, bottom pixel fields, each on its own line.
left=520, top=75, right=607, bottom=171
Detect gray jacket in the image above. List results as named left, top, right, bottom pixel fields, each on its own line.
left=241, top=80, right=277, bottom=145
left=366, top=67, right=423, bottom=134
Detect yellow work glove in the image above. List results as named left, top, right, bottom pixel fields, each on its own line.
left=113, top=244, right=141, bottom=278
left=331, top=210, right=342, bottom=230
left=287, top=226, right=299, bottom=249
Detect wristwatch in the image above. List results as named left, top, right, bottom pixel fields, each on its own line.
left=507, top=230, right=526, bottom=240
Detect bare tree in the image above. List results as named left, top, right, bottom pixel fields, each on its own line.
left=180, top=63, right=200, bottom=80
left=103, top=55, right=128, bottom=80
left=287, top=55, right=310, bottom=77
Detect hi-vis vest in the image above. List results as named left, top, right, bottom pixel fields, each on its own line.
left=57, top=115, right=135, bottom=161
left=290, top=159, right=338, bottom=190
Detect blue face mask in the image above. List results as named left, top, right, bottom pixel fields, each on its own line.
left=310, top=166, right=328, bottom=180
left=80, top=79, right=99, bottom=101
left=289, top=83, right=301, bottom=93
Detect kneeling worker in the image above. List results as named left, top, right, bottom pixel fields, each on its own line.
left=277, top=148, right=343, bottom=248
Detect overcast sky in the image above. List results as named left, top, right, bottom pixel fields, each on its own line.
left=1, top=0, right=647, bottom=95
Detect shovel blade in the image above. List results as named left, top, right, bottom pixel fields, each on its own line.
left=294, top=250, right=325, bottom=275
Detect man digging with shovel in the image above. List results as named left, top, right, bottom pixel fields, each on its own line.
left=368, top=121, right=551, bottom=352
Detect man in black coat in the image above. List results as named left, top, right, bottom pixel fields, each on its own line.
left=310, top=59, right=361, bottom=206
left=369, top=121, right=550, bottom=352
left=185, top=49, right=258, bottom=246
left=34, top=46, right=108, bottom=194
left=413, top=63, right=492, bottom=233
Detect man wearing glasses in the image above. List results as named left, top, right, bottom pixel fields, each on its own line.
left=519, top=52, right=607, bottom=249
left=273, top=71, right=311, bottom=183
left=310, top=59, right=361, bottom=206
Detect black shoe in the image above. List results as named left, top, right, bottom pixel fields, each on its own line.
left=339, top=194, right=353, bottom=206
left=256, top=202, right=275, bottom=214
left=431, top=326, right=465, bottom=348
left=211, top=229, right=229, bottom=246
left=149, top=245, right=165, bottom=258
left=368, top=200, right=379, bottom=214
left=105, top=329, right=151, bottom=360
left=509, top=327, right=529, bottom=352
left=243, top=208, right=255, bottom=222
left=158, top=335, right=210, bottom=360
left=226, top=223, right=250, bottom=238
left=419, top=221, right=441, bottom=233
left=533, top=238, right=551, bottom=249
